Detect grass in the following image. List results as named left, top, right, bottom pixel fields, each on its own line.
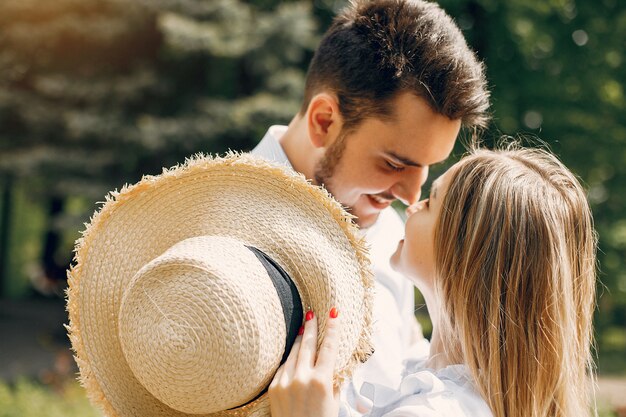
left=0, top=378, right=101, bottom=417
left=0, top=376, right=621, bottom=417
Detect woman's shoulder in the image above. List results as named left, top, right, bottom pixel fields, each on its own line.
left=360, top=359, right=493, bottom=417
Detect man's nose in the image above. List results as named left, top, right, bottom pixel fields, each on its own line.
left=392, top=166, right=429, bottom=206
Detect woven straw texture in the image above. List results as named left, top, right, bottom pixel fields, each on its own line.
left=66, top=153, right=374, bottom=417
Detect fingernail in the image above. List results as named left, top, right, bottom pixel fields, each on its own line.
left=298, top=325, right=304, bottom=335
left=305, top=310, right=314, bottom=321
left=329, top=307, right=339, bottom=318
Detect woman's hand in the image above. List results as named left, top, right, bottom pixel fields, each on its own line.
left=269, top=308, right=341, bottom=417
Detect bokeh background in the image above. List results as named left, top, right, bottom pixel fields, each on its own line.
left=0, top=0, right=624, bottom=415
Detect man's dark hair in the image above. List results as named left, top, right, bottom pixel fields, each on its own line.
left=300, top=0, right=490, bottom=131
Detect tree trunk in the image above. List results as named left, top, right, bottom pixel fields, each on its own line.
left=0, top=175, right=13, bottom=297
left=41, top=196, right=68, bottom=288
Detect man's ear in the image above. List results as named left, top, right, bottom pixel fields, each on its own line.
left=306, top=93, right=343, bottom=149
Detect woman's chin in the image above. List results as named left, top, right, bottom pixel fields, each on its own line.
left=389, top=239, right=404, bottom=272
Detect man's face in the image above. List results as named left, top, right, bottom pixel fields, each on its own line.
left=314, top=92, right=461, bottom=228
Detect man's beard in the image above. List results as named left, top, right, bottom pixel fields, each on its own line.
left=313, top=131, right=348, bottom=208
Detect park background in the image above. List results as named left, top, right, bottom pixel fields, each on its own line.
left=0, top=0, right=624, bottom=415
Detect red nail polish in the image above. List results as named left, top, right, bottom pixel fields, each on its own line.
left=305, top=310, right=314, bottom=321
left=329, top=307, right=339, bottom=318
left=298, top=325, right=304, bottom=335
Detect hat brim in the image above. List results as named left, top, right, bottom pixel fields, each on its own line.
left=66, top=153, right=374, bottom=417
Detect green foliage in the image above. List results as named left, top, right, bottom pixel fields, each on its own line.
left=0, top=0, right=318, bottom=295
left=0, top=0, right=317, bottom=195
left=598, top=325, right=626, bottom=374
left=5, top=181, right=47, bottom=297
left=0, top=379, right=101, bottom=417
left=597, top=402, right=619, bottom=417
left=0, top=0, right=623, bottom=374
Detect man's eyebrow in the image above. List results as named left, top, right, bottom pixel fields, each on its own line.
left=384, top=151, right=424, bottom=168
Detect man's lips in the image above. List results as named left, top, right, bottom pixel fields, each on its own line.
left=367, top=194, right=393, bottom=209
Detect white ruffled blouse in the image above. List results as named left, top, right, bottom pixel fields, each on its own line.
left=340, top=357, right=493, bottom=417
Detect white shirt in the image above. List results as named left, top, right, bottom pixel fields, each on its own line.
left=252, top=126, right=428, bottom=414
left=360, top=357, right=493, bottom=417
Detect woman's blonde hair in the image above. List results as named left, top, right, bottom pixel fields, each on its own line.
left=434, top=147, right=597, bottom=417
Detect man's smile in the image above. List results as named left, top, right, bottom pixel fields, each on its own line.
left=366, top=194, right=394, bottom=209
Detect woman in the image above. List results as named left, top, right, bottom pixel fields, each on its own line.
left=269, top=147, right=597, bottom=417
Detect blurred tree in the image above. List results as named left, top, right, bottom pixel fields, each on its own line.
left=0, top=0, right=623, bottom=373
left=0, top=0, right=318, bottom=295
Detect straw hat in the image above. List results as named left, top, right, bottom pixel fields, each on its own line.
left=66, top=153, right=374, bottom=417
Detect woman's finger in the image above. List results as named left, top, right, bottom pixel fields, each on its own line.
left=269, top=363, right=284, bottom=390
left=296, top=310, right=318, bottom=369
left=280, top=330, right=303, bottom=377
left=315, top=308, right=341, bottom=374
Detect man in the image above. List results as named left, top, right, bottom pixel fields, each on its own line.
left=253, top=0, right=490, bottom=412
